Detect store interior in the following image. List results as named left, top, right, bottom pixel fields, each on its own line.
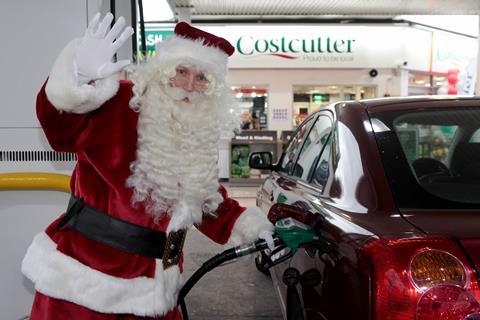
left=408, top=72, right=448, bottom=95
left=228, top=83, right=379, bottom=182
left=292, top=85, right=376, bottom=127
left=231, top=85, right=269, bottom=130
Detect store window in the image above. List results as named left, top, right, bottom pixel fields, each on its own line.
left=231, top=85, right=269, bottom=130
left=292, top=85, right=375, bottom=127
left=408, top=72, right=447, bottom=96
left=230, top=130, right=277, bottom=183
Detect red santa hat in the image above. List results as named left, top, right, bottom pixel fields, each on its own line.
left=154, top=22, right=234, bottom=80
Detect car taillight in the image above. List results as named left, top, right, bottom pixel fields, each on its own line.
left=416, top=284, right=480, bottom=320
left=410, top=249, right=467, bottom=290
left=363, top=236, right=480, bottom=320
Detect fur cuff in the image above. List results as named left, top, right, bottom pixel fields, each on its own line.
left=202, top=191, right=224, bottom=215
left=227, top=206, right=274, bottom=246
left=45, top=38, right=120, bottom=114
left=21, top=232, right=182, bottom=316
left=167, top=190, right=224, bottom=233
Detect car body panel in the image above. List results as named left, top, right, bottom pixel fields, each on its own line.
left=256, top=96, right=480, bottom=320
left=460, top=239, right=480, bottom=275
left=400, top=210, right=480, bottom=239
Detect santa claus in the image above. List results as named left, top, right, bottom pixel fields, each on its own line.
left=22, top=13, right=274, bottom=319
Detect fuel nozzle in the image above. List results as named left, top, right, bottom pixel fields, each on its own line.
left=275, top=217, right=316, bottom=253
left=234, top=235, right=284, bottom=257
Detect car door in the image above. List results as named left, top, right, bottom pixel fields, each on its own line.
left=261, top=112, right=334, bottom=320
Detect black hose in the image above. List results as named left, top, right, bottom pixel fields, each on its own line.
left=177, top=238, right=281, bottom=319
left=178, top=248, right=237, bottom=319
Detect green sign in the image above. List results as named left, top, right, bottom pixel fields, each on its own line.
left=138, top=29, right=174, bottom=57
left=312, top=93, right=329, bottom=104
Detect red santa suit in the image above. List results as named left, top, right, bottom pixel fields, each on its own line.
left=22, top=22, right=273, bottom=319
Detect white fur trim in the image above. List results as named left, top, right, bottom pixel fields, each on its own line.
left=227, top=206, right=274, bottom=247
left=202, top=191, right=224, bottom=215
left=21, top=232, right=182, bottom=316
left=166, top=200, right=202, bottom=233
left=155, top=36, right=229, bottom=80
left=45, top=38, right=120, bottom=114
left=166, top=190, right=223, bottom=233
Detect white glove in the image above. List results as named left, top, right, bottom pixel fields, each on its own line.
left=258, top=230, right=276, bottom=251
left=74, top=12, right=134, bottom=84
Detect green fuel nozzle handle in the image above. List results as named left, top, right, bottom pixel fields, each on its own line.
left=275, top=218, right=316, bottom=253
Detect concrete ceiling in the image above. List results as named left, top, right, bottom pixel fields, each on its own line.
left=166, top=0, right=480, bottom=20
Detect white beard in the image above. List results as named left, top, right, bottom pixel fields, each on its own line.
left=126, top=82, right=229, bottom=230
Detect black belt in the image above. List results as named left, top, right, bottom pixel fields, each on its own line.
left=57, top=196, right=186, bottom=269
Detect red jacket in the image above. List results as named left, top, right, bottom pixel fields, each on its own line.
left=22, top=80, right=252, bottom=319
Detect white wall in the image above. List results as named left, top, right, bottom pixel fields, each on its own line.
left=0, top=1, right=88, bottom=128
left=0, top=0, right=135, bottom=174
left=0, top=0, right=133, bottom=128
left=0, top=190, right=70, bottom=320
left=0, top=2, right=89, bottom=317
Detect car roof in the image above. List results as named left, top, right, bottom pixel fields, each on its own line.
left=366, top=95, right=480, bottom=110
left=361, top=94, right=478, bottom=106
left=305, top=96, right=480, bottom=124
left=316, top=95, right=479, bottom=114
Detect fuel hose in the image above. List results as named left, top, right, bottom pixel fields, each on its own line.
left=177, top=237, right=283, bottom=320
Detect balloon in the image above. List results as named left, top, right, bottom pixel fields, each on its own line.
left=448, top=87, right=458, bottom=94
left=447, top=69, right=459, bottom=75
left=447, top=74, right=458, bottom=85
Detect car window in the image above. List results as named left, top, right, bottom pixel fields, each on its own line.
left=279, top=117, right=315, bottom=174
left=470, top=128, right=480, bottom=142
left=292, top=115, right=332, bottom=181
left=395, top=123, right=458, bottom=166
left=372, top=107, right=480, bottom=208
left=312, top=134, right=332, bottom=189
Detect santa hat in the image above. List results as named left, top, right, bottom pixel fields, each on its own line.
left=154, top=22, right=234, bottom=80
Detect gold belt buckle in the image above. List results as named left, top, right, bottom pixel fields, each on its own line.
left=162, top=229, right=187, bottom=270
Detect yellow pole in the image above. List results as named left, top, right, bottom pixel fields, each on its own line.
left=0, top=173, right=70, bottom=193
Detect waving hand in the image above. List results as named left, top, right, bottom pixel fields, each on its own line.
left=75, top=12, right=134, bottom=84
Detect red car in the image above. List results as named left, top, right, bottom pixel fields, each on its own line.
left=250, top=96, right=480, bottom=320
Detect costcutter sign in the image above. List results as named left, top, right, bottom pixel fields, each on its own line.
left=206, top=25, right=431, bottom=70
left=236, top=35, right=356, bottom=56
left=144, top=25, right=467, bottom=70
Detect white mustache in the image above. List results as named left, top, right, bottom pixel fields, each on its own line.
left=164, top=86, right=202, bottom=103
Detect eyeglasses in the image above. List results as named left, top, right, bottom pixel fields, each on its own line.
left=169, top=66, right=209, bottom=92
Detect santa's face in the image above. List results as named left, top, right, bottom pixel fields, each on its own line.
left=166, top=65, right=209, bottom=103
